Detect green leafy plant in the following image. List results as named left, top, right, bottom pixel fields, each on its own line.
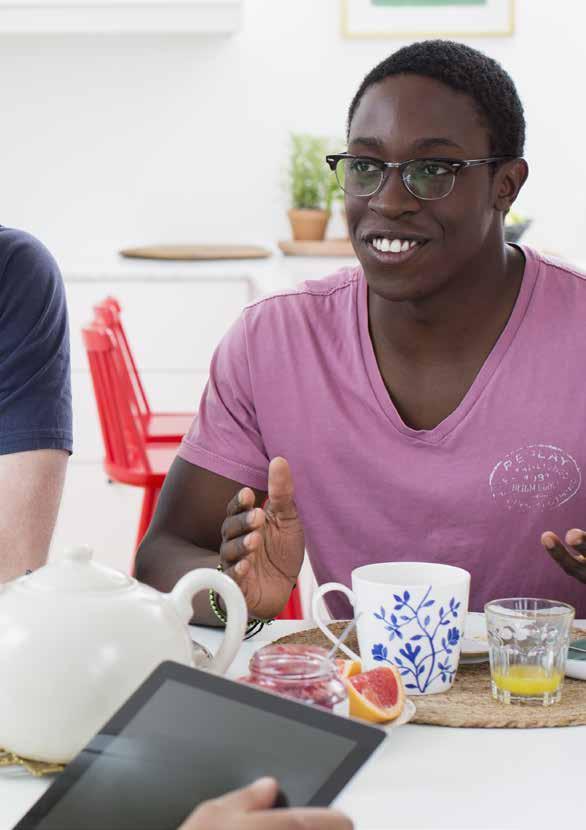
left=289, top=133, right=343, bottom=212
left=505, top=209, right=528, bottom=226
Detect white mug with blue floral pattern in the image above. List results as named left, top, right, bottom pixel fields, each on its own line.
left=312, top=562, right=471, bottom=695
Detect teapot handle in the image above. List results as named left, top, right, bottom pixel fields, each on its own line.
left=169, top=569, right=247, bottom=675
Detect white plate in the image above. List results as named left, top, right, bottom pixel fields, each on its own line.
left=566, top=658, right=586, bottom=680
left=566, top=639, right=586, bottom=680
left=348, top=699, right=416, bottom=731
left=461, top=612, right=488, bottom=661
left=383, top=699, right=416, bottom=730
left=459, top=653, right=489, bottom=665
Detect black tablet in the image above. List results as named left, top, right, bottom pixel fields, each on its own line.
left=16, top=660, right=386, bottom=830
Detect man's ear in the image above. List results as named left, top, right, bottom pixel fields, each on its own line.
left=493, top=158, right=529, bottom=212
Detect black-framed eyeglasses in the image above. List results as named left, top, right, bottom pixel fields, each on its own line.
left=325, top=153, right=517, bottom=201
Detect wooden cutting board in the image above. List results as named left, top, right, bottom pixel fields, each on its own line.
left=278, top=239, right=356, bottom=257
left=119, top=244, right=272, bottom=261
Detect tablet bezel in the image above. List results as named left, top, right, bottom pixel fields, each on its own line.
left=15, top=660, right=386, bottom=829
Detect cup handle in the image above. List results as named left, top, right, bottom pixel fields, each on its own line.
left=311, top=582, right=361, bottom=661
left=169, top=568, right=247, bottom=675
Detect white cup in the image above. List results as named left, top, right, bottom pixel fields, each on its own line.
left=312, top=562, right=471, bottom=695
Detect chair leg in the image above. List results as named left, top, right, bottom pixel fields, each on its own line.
left=277, top=584, right=303, bottom=620
left=131, top=486, right=160, bottom=574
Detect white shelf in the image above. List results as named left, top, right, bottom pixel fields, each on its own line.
left=0, top=0, right=242, bottom=34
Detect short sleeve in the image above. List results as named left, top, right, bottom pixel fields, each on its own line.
left=178, top=312, right=269, bottom=489
left=0, top=228, right=72, bottom=455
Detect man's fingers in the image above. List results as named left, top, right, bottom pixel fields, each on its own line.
left=220, top=530, right=263, bottom=565
left=226, top=487, right=256, bottom=518
left=565, top=528, right=586, bottom=557
left=267, top=457, right=296, bottom=518
left=541, top=531, right=562, bottom=550
left=221, top=509, right=265, bottom=542
left=212, top=777, right=279, bottom=812
left=253, top=808, right=354, bottom=830
left=541, top=532, right=584, bottom=575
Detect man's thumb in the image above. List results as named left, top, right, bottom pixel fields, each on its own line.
left=214, top=777, right=278, bottom=812
left=268, top=457, right=296, bottom=517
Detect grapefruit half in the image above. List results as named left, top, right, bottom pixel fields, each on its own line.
left=335, top=658, right=362, bottom=678
left=345, top=665, right=405, bottom=723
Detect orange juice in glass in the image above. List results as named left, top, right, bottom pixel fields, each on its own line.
left=485, top=598, right=574, bottom=706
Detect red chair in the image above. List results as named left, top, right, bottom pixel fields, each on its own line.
left=93, top=297, right=195, bottom=444
left=83, top=318, right=304, bottom=618
left=280, top=584, right=303, bottom=620
left=82, top=323, right=178, bottom=563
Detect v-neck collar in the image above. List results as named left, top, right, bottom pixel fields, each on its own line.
left=356, top=244, right=539, bottom=445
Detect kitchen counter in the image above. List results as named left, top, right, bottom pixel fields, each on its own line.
left=59, top=245, right=358, bottom=299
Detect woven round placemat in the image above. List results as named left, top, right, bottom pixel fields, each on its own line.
left=0, top=749, right=63, bottom=777
left=274, top=623, right=586, bottom=729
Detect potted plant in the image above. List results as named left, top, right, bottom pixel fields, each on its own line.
left=505, top=209, right=532, bottom=243
left=287, top=133, right=342, bottom=241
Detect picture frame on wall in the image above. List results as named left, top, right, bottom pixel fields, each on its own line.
left=341, top=0, right=515, bottom=39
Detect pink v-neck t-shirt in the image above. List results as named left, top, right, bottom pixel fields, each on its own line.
left=179, top=246, right=586, bottom=618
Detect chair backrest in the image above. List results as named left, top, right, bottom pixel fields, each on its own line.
left=82, top=323, right=151, bottom=475
left=93, top=297, right=151, bottom=420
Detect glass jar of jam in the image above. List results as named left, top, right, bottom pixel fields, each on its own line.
left=240, top=644, right=348, bottom=715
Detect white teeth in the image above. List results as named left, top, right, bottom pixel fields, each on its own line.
left=370, top=237, right=421, bottom=253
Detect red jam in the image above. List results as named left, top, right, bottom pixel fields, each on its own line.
left=240, top=644, right=348, bottom=714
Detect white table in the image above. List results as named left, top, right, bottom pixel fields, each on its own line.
left=2, top=620, right=584, bottom=830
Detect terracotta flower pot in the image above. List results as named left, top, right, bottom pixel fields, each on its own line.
left=288, top=208, right=330, bottom=241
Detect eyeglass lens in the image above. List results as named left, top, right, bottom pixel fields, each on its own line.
left=336, top=158, right=456, bottom=200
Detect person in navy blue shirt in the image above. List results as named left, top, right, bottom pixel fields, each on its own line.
left=0, top=226, right=72, bottom=581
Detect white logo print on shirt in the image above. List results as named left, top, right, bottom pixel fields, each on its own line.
left=489, top=444, right=582, bottom=511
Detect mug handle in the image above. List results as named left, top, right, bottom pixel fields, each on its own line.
left=169, top=568, right=248, bottom=675
left=311, top=582, right=361, bottom=662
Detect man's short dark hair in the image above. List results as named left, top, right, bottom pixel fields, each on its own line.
left=347, top=40, right=525, bottom=157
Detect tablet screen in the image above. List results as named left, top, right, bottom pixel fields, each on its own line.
left=18, top=662, right=385, bottom=830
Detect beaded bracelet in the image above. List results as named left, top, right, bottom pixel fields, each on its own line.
left=209, top=564, right=274, bottom=640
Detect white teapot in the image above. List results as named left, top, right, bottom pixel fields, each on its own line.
left=0, top=546, right=247, bottom=763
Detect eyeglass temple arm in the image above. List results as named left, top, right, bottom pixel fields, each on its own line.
left=461, top=156, right=517, bottom=168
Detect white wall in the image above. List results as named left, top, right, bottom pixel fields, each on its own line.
left=0, top=0, right=584, bottom=266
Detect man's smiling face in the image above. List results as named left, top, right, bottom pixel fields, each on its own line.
left=346, top=73, right=508, bottom=302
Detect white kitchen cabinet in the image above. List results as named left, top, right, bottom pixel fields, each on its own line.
left=67, top=277, right=253, bottom=371
left=0, top=0, right=242, bottom=34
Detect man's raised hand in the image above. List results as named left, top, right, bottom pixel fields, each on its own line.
left=220, top=457, right=305, bottom=619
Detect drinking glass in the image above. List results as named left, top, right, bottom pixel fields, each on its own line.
left=485, top=598, right=574, bottom=705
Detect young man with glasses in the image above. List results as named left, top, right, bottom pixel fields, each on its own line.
left=136, top=40, right=586, bottom=623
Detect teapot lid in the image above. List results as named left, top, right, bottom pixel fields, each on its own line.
left=21, top=546, right=133, bottom=593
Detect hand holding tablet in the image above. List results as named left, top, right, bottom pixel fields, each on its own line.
left=179, top=778, right=353, bottom=830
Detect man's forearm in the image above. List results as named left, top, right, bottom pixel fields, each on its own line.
left=0, top=449, right=67, bottom=583
left=135, top=532, right=226, bottom=626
